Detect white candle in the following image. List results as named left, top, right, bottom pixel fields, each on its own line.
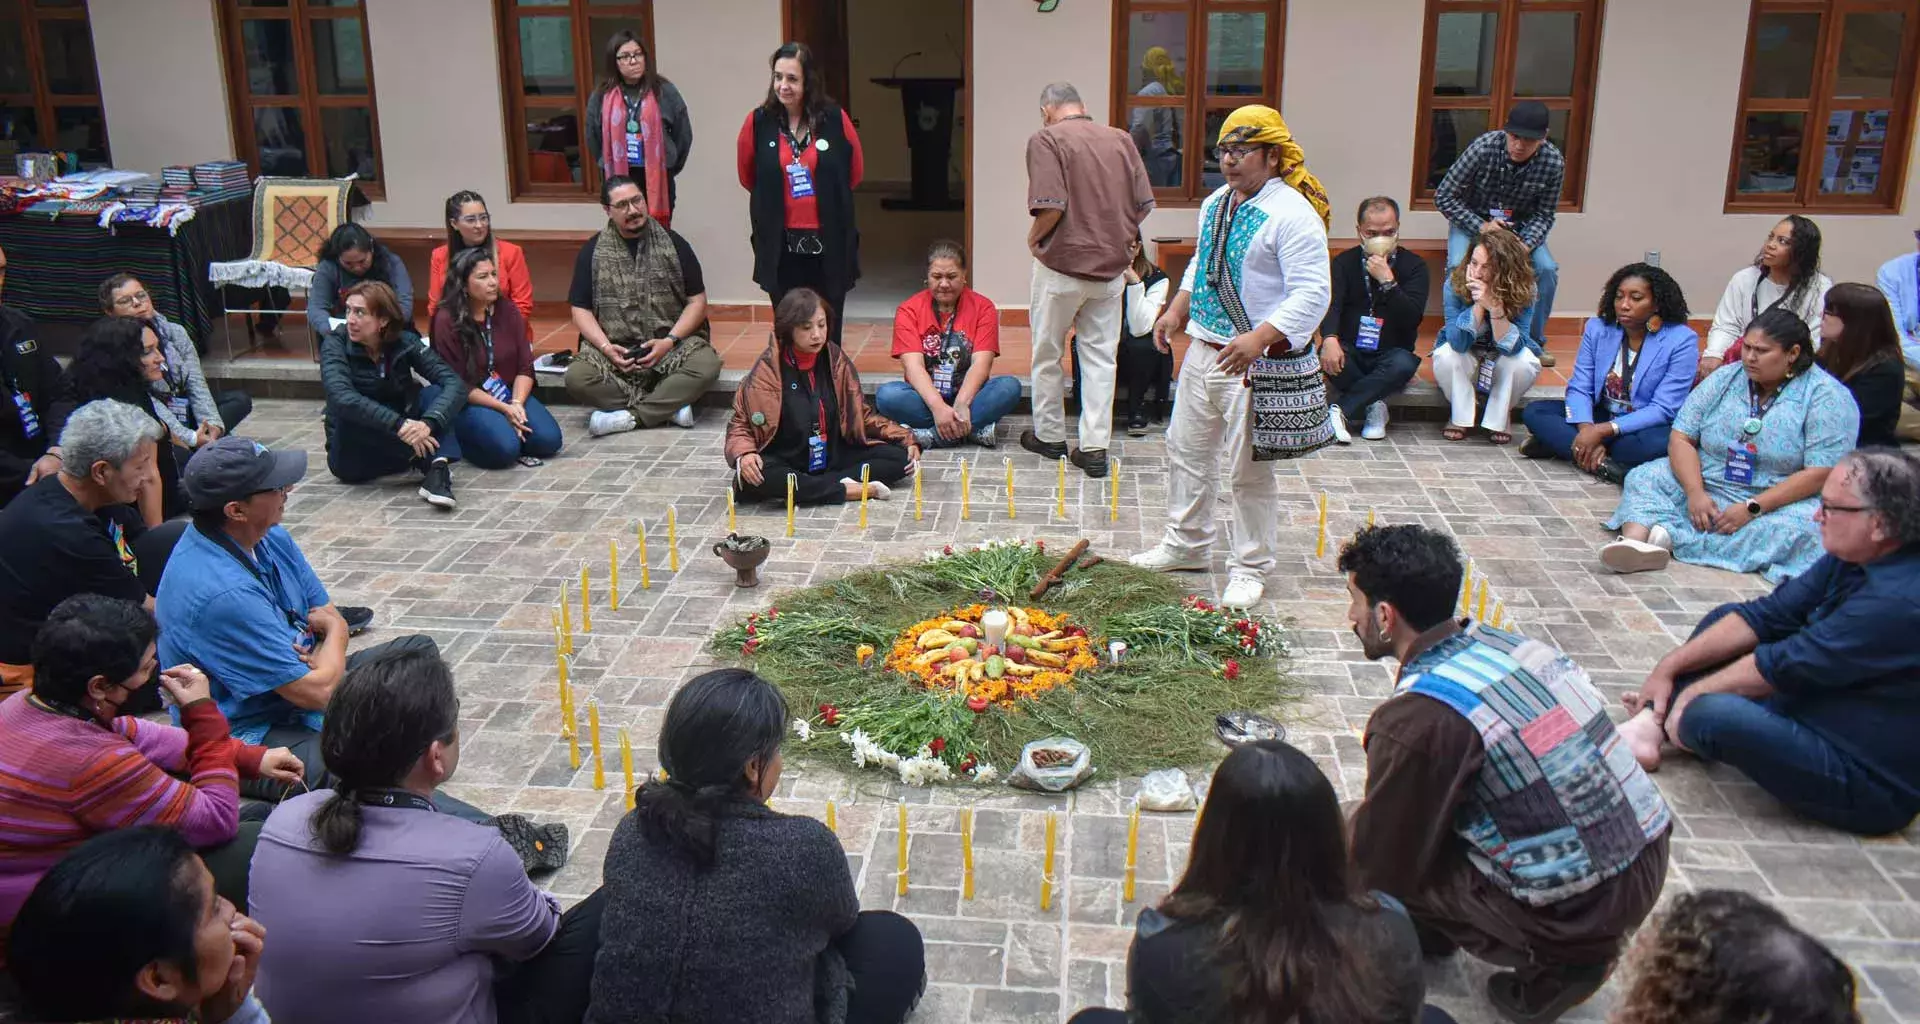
left=979, top=609, right=1010, bottom=650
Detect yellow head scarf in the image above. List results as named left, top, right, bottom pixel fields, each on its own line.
left=1141, top=46, right=1184, bottom=96
left=1216, top=105, right=1330, bottom=228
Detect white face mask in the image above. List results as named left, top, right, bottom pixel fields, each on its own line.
left=1361, top=234, right=1397, bottom=258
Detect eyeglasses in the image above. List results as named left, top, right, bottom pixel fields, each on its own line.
left=1818, top=499, right=1874, bottom=516
left=1212, top=145, right=1258, bottom=163
left=456, top=214, right=491, bottom=226
left=112, top=290, right=150, bottom=308
left=607, top=196, right=646, bottom=212
left=616, top=52, right=646, bottom=64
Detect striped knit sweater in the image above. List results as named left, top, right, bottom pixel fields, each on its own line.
left=0, top=691, right=264, bottom=937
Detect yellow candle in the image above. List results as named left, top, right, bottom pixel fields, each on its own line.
left=558, top=588, right=572, bottom=649
left=1476, top=576, right=1489, bottom=622
left=912, top=465, right=923, bottom=521
left=667, top=505, right=679, bottom=572
left=786, top=474, right=797, bottom=537
left=637, top=522, right=651, bottom=590
left=961, top=807, right=975, bottom=900
left=1491, top=599, right=1506, bottom=630
left=620, top=728, right=635, bottom=811
left=896, top=801, right=910, bottom=896
left=960, top=460, right=971, bottom=521
left=1040, top=809, right=1057, bottom=910
left=1004, top=457, right=1016, bottom=519
left=1124, top=800, right=1141, bottom=903
left=1315, top=491, right=1329, bottom=559
left=589, top=699, right=605, bottom=790
left=608, top=539, right=620, bottom=611
left=1368, top=507, right=1377, bottom=528
left=1056, top=455, right=1067, bottom=519
left=825, top=800, right=837, bottom=834
left=726, top=487, right=737, bottom=535
left=563, top=683, right=580, bottom=770
left=1109, top=458, right=1120, bottom=522
left=579, top=564, right=592, bottom=633
left=1458, top=560, right=1474, bottom=616
left=859, top=463, right=870, bottom=529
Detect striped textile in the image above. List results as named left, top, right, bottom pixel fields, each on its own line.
left=1400, top=624, right=1671, bottom=907
left=0, top=692, right=250, bottom=936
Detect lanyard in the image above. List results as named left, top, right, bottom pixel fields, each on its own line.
left=934, top=303, right=960, bottom=350
left=786, top=348, right=830, bottom=438
left=623, top=89, right=645, bottom=131
left=481, top=313, right=496, bottom=376
left=1616, top=334, right=1642, bottom=399
left=1362, top=252, right=1397, bottom=308
left=27, top=692, right=102, bottom=727
left=354, top=787, right=438, bottom=812
left=1743, top=378, right=1785, bottom=437
left=782, top=121, right=813, bottom=166
left=192, top=522, right=306, bottom=632
left=1749, top=273, right=1795, bottom=324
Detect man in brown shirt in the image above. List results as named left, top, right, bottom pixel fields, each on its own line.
left=1021, top=81, right=1154, bottom=480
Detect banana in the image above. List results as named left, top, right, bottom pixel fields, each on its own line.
left=939, top=620, right=972, bottom=633
left=969, top=661, right=986, bottom=682
left=1040, top=638, right=1078, bottom=652
left=1004, top=662, right=1041, bottom=677
left=911, top=648, right=950, bottom=669
left=1032, top=630, right=1062, bottom=642
left=917, top=629, right=958, bottom=650
left=948, top=663, right=971, bottom=686
left=1009, top=607, right=1030, bottom=627
left=1027, top=650, right=1066, bottom=668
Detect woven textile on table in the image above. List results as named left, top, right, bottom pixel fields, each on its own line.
left=206, top=176, right=352, bottom=291
left=1248, top=348, right=1335, bottom=461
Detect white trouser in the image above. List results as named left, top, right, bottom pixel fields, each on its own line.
left=1030, top=260, right=1125, bottom=451
left=1430, top=347, right=1542, bottom=433
left=1159, top=341, right=1280, bottom=578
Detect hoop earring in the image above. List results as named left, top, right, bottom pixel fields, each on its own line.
left=1646, top=315, right=1663, bottom=334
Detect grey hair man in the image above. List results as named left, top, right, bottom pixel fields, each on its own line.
left=1621, top=447, right=1920, bottom=835
left=0, top=399, right=164, bottom=684
left=1021, top=79, right=1155, bottom=480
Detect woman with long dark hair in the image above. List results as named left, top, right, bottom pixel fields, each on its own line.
left=250, top=644, right=599, bottom=1024
left=305, top=223, right=414, bottom=340
left=428, top=247, right=563, bottom=469
left=425, top=191, right=534, bottom=318
left=1701, top=215, right=1831, bottom=381
left=736, top=41, right=864, bottom=347
left=1070, top=740, right=1445, bottom=1024
left=1816, top=281, right=1906, bottom=447
left=725, top=288, right=917, bottom=507
left=65, top=316, right=182, bottom=524
left=587, top=669, right=925, bottom=1024
left=586, top=31, right=693, bottom=227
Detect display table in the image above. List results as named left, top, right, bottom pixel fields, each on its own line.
left=0, top=195, right=251, bottom=348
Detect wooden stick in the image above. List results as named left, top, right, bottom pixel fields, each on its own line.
left=1030, top=539, right=1092, bottom=599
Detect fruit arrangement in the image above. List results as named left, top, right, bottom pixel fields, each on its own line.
left=886, top=604, right=1100, bottom=707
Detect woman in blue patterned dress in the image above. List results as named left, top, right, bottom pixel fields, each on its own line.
left=1600, top=308, right=1858, bottom=583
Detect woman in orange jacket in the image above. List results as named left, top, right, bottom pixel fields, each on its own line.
left=726, top=288, right=917, bottom=506
left=425, top=191, right=534, bottom=319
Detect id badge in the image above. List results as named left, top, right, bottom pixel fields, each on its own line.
left=1355, top=316, right=1383, bottom=352
left=1489, top=207, right=1513, bottom=223
left=483, top=374, right=513, bottom=403
left=625, top=131, right=643, bottom=165
left=11, top=391, right=41, bottom=441
left=1475, top=354, right=1497, bottom=395
left=806, top=432, right=828, bottom=473
left=1724, top=444, right=1757, bottom=486
left=932, top=362, right=955, bottom=398
left=786, top=161, right=816, bottom=199
left=167, top=394, right=192, bottom=421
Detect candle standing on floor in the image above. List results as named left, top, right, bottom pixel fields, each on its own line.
left=859, top=463, right=870, bottom=529
left=913, top=464, right=923, bottom=521
left=609, top=539, right=620, bottom=611
left=726, top=488, right=736, bottom=535
left=1109, top=458, right=1120, bottom=522
left=667, top=505, right=679, bottom=572
left=620, top=728, right=635, bottom=810
left=896, top=801, right=909, bottom=896
left=1040, top=809, right=1058, bottom=910
left=961, top=807, right=974, bottom=900
left=637, top=521, right=651, bottom=590
left=589, top=699, right=605, bottom=790
left=1056, top=455, right=1067, bottom=519
left=1005, top=457, right=1016, bottom=519
left=960, top=459, right=972, bottom=520
left=825, top=800, right=837, bottom=834
left=559, top=586, right=572, bottom=648
left=1315, top=491, right=1329, bottom=559
left=786, top=473, right=796, bottom=537
left=1124, top=799, right=1141, bottom=902
left=580, top=564, right=592, bottom=632
left=1476, top=575, right=1489, bottom=622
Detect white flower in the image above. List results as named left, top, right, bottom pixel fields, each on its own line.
left=969, top=763, right=1000, bottom=785
left=896, top=754, right=953, bottom=787
left=791, top=718, right=814, bottom=742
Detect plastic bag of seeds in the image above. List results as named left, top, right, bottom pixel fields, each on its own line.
left=1136, top=768, right=1198, bottom=812
left=1009, top=737, right=1095, bottom=792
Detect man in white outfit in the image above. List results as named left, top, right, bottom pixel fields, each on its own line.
left=1130, top=105, right=1332, bottom=609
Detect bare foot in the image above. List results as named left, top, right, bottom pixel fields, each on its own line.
left=1618, top=707, right=1664, bottom=772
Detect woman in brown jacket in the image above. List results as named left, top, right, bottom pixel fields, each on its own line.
left=726, top=288, right=917, bottom=506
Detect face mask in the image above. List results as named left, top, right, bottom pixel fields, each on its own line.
left=1362, top=234, right=1397, bottom=257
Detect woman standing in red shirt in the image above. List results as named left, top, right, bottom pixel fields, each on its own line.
left=737, top=42, right=864, bottom=348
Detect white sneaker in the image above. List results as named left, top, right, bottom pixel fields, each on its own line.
left=1600, top=536, right=1671, bottom=574
left=1648, top=524, right=1673, bottom=551
left=1361, top=401, right=1389, bottom=440
left=671, top=405, right=696, bottom=429
left=1128, top=545, right=1208, bottom=573
left=588, top=409, right=638, bottom=437
left=1221, top=575, right=1265, bottom=608
left=1329, top=405, right=1353, bottom=445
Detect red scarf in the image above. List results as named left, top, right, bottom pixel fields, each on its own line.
left=599, top=85, right=671, bottom=229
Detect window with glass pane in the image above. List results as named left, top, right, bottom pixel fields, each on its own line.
left=496, top=1, right=653, bottom=198
left=1411, top=0, right=1601, bottom=212
left=1111, top=0, right=1285, bottom=204
left=1727, top=1, right=1919, bottom=211
left=219, top=0, right=383, bottom=192
left=0, top=1, right=110, bottom=165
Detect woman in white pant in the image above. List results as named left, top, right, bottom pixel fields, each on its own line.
left=1433, top=228, right=1540, bottom=443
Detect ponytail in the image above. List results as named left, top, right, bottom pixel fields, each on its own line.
left=311, top=789, right=365, bottom=856
left=639, top=669, right=788, bottom=871
left=634, top=778, right=742, bottom=869
left=310, top=644, right=458, bottom=858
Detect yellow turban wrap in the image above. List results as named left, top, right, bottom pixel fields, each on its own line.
left=1141, top=46, right=1184, bottom=96
left=1216, top=105, right=1330, bottom=228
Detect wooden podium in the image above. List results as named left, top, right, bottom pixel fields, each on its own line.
left=872, top=76, right=964, bottom=211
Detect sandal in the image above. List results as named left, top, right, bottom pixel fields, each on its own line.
left=1488, top=431, right=1513, bottom=445
left=1441, top=426, right=1468, bottom=442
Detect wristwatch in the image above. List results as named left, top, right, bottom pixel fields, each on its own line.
left=664, top=334, right=682, bottom=346
left=1745, top=499, right=1764, bottom=516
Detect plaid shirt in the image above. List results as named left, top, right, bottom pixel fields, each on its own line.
left=1432, top=131, right=1565, bottom=249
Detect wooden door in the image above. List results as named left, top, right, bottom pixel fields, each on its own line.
left=782, top=0, right=851, bottom=112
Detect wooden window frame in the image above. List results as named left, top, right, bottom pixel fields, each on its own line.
left=494, top=0, right=656, bottom=202
left=1108, top=0, right=1288, bottom=208
left=0, top=0, right=109, bottom=165
left=216, top=0, right=384, bottom=198
left=1724, top=0, right=1920, bottom=214
left=1408, top=0, right=1604, bottom=213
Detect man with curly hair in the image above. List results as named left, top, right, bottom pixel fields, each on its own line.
left=1620, top=448, right=1920, bottom=836
left=1341, top=524, right=1672, bottom=1023
left=1612, top=889, right=1858, bottom=1023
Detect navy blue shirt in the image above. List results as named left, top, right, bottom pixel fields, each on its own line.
left=1734, top=546, right=1920, bottom=799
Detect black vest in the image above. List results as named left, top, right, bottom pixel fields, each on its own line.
left=749, top=104, right=859, bottom=296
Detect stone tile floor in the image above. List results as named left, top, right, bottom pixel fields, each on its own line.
left=239, top=397, right=1920, bottom=1023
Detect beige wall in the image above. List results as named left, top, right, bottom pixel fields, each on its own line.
left=846, top=0, right=964, bottom=187
left=89, top=0, right=233, bottom=169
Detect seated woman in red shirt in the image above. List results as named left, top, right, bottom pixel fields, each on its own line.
left=874, top=240, right=1023, bottom=450
left=425, top=191, right=533, bottom=319
left=428, top=248, right=564, bottom=470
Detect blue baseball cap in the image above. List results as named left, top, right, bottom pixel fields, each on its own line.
left=181, top=436, right=308, bottom=510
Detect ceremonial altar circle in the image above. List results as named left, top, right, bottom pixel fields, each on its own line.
left=710, top=539, right=1298, bottom=786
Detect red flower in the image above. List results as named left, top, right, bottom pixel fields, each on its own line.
left=958, top=754, right=978, bottom=773
left=929, top=737, right=947, bottom=755
left=966, top=696, right=990, bottom=713
left=768, top=606, right=779, bottom=618
left=1035, top=539, right=1046, bottom=552
left=943, top=545, right=955, bottom=556
left=818, top=703, right=840, bottom=726
left=742, top=639, right=759, bottom=655
left=1224, top=659, right=1241, bottom=681
left=745, top=623, right=757, bottom=636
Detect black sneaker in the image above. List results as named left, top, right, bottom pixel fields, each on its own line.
left=1070, top=447, right=1109, bottom=478
left=1518, top=435, right=1554, bottom=460
left=340, top=606, right=374, bottom=635
left=419, top=458, right=456, bottom=509
left=1126, top=415, right=1150, bottom=437
left=1019, top=430, right=1068, bottom=460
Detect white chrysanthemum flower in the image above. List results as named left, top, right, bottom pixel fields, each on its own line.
left=970, top=764, right=1000, bottom=785
left=791, top=718, right=813, bottom=742
left=897, top=754, right=953, bottom=787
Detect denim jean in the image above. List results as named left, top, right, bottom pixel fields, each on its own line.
left=325, top=392, right=461, bottom=483
left=1447, top=224, right=1557, bottom=349
left=1675, top=605, right=1918, bottom=835
left=1330, top=347, right=1421, bottom=422
left=873, top=376, right=1023, bottom=445
left=1518, top=400, right=1670, bottom=469
left=446, top=393, right=564, bottom=469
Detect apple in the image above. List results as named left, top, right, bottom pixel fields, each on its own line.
left=1006, top=646, right=1027, bottom=664
left=957, top=624, right=980, bottom=639
left=948, top=648, right=968, bottom=663
left=981, top=644, right=999, bottom=657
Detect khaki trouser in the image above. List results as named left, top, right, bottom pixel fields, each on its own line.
left=563, top=343, right=723, bottom=427
left=1899, top=366, right=1920, bottom=444
left=1029, top=260, right=1124, bottom=452
left=1159, top=342, right=1280, bottom=579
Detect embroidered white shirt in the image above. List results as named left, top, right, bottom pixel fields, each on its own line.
left=1178, top=177, right=1331, bottom=354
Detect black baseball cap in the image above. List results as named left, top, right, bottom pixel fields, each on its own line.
left=182, top=436, right=308, bottom=511
left=1503, top=101, right=1550, bottom=141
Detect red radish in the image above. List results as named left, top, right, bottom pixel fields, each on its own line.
left=966, top=696, right=989, bottom=713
